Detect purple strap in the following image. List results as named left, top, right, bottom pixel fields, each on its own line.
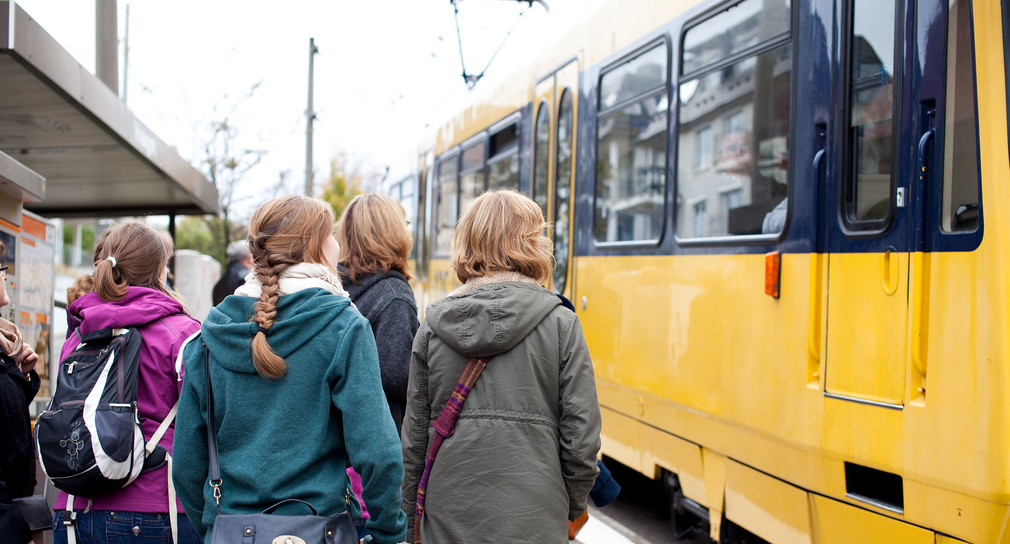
left=414, top=357, right=489, bottom=543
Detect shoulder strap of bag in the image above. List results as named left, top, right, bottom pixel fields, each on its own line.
left=414, top=356, right=490, bottom=544
left=203, top=344, right=224, bottom=513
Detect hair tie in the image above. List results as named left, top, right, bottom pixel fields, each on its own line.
left=258, top=326, right=269, bottom=336
left=105, top=256, right=117, bottom=268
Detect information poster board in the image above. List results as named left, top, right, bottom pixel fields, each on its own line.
left=18, top=213, right=55, bottom=402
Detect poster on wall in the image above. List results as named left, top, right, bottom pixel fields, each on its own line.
left=19, top=213, right=55, bottom=400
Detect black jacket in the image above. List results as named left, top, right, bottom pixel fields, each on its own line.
left=339, top=269, right=418, bottom=432
left=212, top=262, right=250, bottom=306
left=0, top=353, right=39, bottom=542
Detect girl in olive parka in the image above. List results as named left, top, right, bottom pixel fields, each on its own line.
left=401, top=190, right=602, bottom=543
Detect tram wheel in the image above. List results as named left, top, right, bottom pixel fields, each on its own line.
left=662, top=470, right=711, bottom=543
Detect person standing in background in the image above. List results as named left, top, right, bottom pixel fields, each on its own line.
left=336, top=193, right=418, bottom=432
left=156, top=229, right=176, bottom=290
left=336, top=194, right=419, bottom=540
left=212, top=240, right=253, bottom=306
left=0, top=241, right=40, bottom=544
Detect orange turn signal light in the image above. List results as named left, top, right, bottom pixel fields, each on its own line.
left=765, top=251, right=781, bottom=299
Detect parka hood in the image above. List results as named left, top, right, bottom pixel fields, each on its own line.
left=71, top=287, right=188, bottom=334
left=200, top=288, right=354, bottom=374
left=424, top=274, right=560, bottom=358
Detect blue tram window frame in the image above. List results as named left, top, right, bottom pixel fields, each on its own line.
left=592, top=36, right=671, bottom=248
left=838, top=0, right=901, bottom=235
left=673, top=0, right=794, bottom=245
left=432, top=148, right=460, bottom=258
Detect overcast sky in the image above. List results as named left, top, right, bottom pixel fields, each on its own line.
left=14, top=0, right=587, bottom=219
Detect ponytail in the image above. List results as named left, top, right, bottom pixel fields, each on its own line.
left=93, top=254, right=129, bottom=302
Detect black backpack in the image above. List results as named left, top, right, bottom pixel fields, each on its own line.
left=34, top=327, right=174, bottom=497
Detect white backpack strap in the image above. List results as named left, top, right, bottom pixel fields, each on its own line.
left=65, top=494, right=77, bottom=544
left=146, top=401, right=178, bottom=455
left=150, top=401, right=180, bottom=542
left=167, top=453, right=178, bottom=544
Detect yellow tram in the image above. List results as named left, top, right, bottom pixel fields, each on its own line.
left=396, top=0, right=1010, bottom=541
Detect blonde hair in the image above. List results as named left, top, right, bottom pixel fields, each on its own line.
left=93, top=222, right=176, bottom=302
left=336, top=193, right=413, bottom=283
left=451, top=190, right=553, bottom=284
left=247, top=194, right=336, bottom=378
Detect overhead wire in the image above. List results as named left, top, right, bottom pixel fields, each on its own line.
left=450, top=0, right=547, bottom=89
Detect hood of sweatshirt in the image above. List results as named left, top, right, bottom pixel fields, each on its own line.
left=423, top=276, right=560, bottom=358
left=340, top=268, right=408, bottom=301
left=70, top=287, right=188, bottom=334
left=200, top=288, right=355, bottom=374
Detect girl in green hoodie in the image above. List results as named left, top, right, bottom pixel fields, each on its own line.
left=173, top=194, right=408, bottom=543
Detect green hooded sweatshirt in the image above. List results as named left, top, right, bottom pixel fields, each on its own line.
left=173, top=288, right=407, bottom=543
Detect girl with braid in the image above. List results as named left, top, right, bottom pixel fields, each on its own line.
left=172, top=194, right=408, bottom=544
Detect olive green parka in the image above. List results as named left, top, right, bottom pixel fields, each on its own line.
left=401, top=273, right=602, bottom=543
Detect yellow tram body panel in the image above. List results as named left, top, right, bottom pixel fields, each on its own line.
left=581, top=247, right=1010, bottom=542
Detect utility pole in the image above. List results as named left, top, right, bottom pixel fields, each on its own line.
left=305, top=37, right=319, bottom=196
left=122, top=4, right=129, bottom=103
left=96, top=0, right=118, bottom=94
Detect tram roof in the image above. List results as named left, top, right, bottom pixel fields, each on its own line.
left=0, top=2, right=220, bottom=218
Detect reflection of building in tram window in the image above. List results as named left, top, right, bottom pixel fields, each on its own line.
left=593, top=41, right=668, bottom=244
left=848, top=22, right=895, bottom=222
left=674, top=0, right=792, bottom=239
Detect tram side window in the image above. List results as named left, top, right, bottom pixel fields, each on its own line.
left=845, top=0, right=896, bottom=226
left=554, top=89, right=573, bottom=292
left=388, top=175, right=417, bottom=258
left=533, top=102, right=551, bottom=220
left=489, top=122, right=520, bottom=191
left=459, top=142, right=485, bottom=219
left=941, top=0, right=980, bottom=232
left=434, top=153, right=459, bottom=255
left=594, top=43, right=669, bottom=244
left=676, top=0, right=791, bottom=239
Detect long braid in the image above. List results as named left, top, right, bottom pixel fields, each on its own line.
left=250, top=237, right=291, bottom=378
left=244, top=194, right=336, bottom=379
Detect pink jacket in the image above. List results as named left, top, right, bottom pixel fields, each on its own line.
left=54, top=287, right=200, bottom=513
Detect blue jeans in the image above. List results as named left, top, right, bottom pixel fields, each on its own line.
left=52, top=510, right=202, bottom=544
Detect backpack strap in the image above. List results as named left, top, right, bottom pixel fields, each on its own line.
left=413, top=356, right=489, bottom=544
left=64, top=495, right=77, bottom=544
left=146, top=402, right=178, bottom=456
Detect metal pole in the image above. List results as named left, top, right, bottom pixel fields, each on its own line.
left=305, top=37, right=319, bottom=196
left=96, top=0, right=118, bottom=94
left=122, top=4, right=129, bottom=103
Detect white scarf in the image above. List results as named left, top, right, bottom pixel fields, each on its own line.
left=234, top=262, right=349, bottom=298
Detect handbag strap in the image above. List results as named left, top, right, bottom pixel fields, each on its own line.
left=414, top=356, right=489, bottom=543
left=203, top=344, right=224, bottom=512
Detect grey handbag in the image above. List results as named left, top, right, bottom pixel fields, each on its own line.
left=208, top=499, right=357, bottom=544
left=202, top=345, right=358, bottom=544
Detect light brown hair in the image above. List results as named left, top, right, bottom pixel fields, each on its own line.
left=247, top=194, right=336, bottom=378
left=336, top=193, right=413, bottom=283
left=451, top=190, right=554, bottom=284
left=67, top=274, right=95, bottom=305
left=93, top=222, right=175, bottom=302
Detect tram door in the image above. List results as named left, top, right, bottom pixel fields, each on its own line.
left=823, top=0, right=948, bottom=406
left=533, top=59, right=580, bottom=299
